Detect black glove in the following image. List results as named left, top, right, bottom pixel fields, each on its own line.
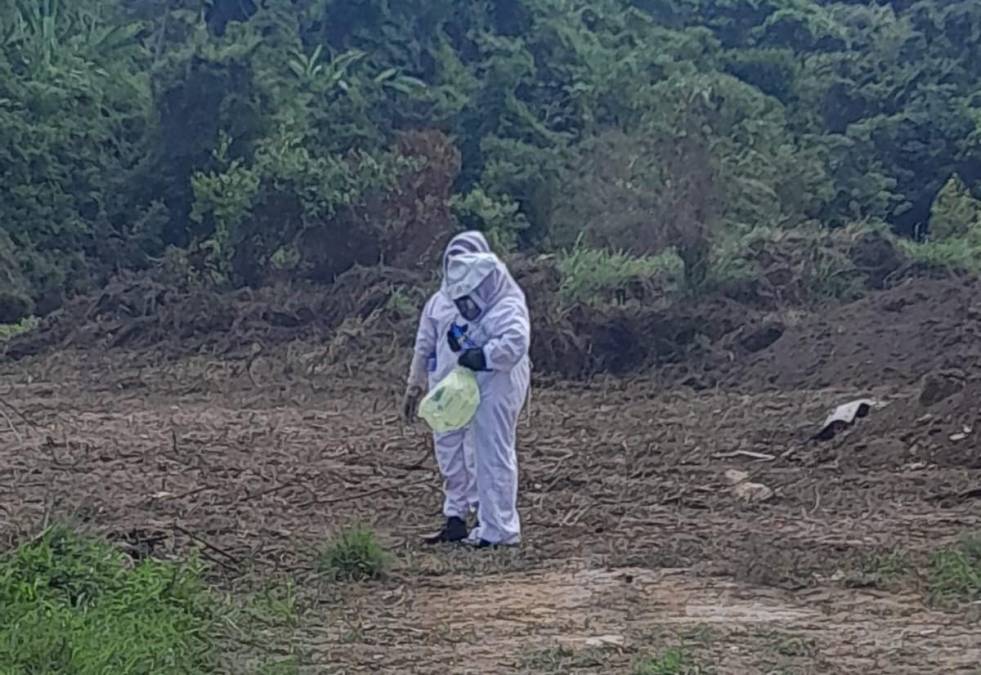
left=458, top=348, right=487, bottom=372
left=401, top=385, right=423, bottom=423
left=447, top=324, right=468, bottom=352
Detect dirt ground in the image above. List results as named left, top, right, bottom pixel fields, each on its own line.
left=2, top=274, right=981, bottom=674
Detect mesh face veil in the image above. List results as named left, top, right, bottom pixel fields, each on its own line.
left=454, top=296, right=481, bottom=321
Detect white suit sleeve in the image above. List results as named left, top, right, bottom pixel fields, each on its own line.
left=407, top=297, right=436, bottom=388
left=482, top=297, right=530, bottom=372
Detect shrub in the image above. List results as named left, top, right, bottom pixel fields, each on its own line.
left=928, top=534, right=981, bottom=606
left=551, top=128, right=717, bottom=292
left=0, top=316, right=39, bottom=342
left=317, top=526, right=390, bottom=582
left=0, top=291, right=33, bottom=324
left=928, top=175, right=981, bottom=241
left=556, top=238, right=682, bottom=307
left=901, top=238, right=981, bottom=275
left=0, top=526, right=218, bottom=673
left=633, top=647, right=706, bottom=675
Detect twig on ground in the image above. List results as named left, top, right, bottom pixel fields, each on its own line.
left=240, top=478, right=302, bottom=502
left=713, top=450, right=776, bottom=461
left=174, top=523, right=241, bottom=566
left=0, top=395, right=37, bottom=431
left=0, top=406, right=22, bottom=442
left=298, top=477, right=431, bottom=508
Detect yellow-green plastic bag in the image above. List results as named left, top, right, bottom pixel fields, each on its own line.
left=419, top=367, right=480, bottom=433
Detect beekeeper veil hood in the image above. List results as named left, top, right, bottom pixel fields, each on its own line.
left=440, top=230, right=517, bottom=322
left=443, top=252, right=499, bottom=301
left=442, top=231, right=491, bottom=276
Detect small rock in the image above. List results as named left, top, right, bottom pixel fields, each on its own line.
left=724, top=469, right=750, bottom=485
left=764, top=266, right=795, bottom=287
left=732, top=481, right=774, bottom=503
left=741, top=322, right=785, bottom=353
left=882, top=297, right=910, bottom=313
left=950, top=433, right=968, bottom=442
left=919, top=370, right=965, bottom=407
left=584, top=635, right=625, bottom=648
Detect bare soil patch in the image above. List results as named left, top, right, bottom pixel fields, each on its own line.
left=2, top=265, right=980, bottom=672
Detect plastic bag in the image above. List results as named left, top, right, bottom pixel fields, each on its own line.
left=418, top=367, right=480, bottom=433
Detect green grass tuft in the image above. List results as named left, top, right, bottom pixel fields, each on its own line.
left=384, top=287, right=419, bottom=318
left=0, top=316, right=38, bottom=342
left=256, top=656, right=301, bottom=674
left=0, top=526, right=218, bottom=673
left=317, top=526, right=390, bottom=582
left=519, top=645, right=608, bottom=672
left=844, top=548, right=914, bottom=590
left=928, top=534, right=981, bottom=606
left=557, top=238, right=682, bottom=306
left=633, top=647, right=710, bottom=675
left=900, top=237, right=981, bottom=274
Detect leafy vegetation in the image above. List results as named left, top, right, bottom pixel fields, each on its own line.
left=928, top=534, right=981, bottom=606
left=2, top=1, right=981, bottom=308
left=0, top=526, right=218, bottom=673
left=0, top=316, right=38, bottom=343
left=633, top=647, right=708, bottom=675
left=519, top=645, right=608, bottom=672
left=844, top=548, right=914, bottom=591
left=557, top=237, right=683, bottom=305
left=317, top=526, right=390, bottom=582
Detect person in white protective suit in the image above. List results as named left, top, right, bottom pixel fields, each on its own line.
left=402, top=231, right=531, bottom=547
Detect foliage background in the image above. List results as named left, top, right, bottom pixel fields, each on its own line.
left=2, top=0, right=981, bottom=320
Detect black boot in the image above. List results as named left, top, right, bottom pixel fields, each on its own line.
left=421, top=517, right=469, bottom=544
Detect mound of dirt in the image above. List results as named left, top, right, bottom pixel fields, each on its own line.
left=4, top=250, right=975, bottom=394
left=728, top=276, right=981, bottom=390
left=718, top=229, right=906, bottom=311
left=4, top=255, right=766, bottom=383
left=510, top=257, right=761, bottom=379
left=3, top=266, right=424, bottom=361
left=826, top=370, right=981, bottom=470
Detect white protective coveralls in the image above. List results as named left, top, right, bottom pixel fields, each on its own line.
left=407, top=231, right=531, bottom=545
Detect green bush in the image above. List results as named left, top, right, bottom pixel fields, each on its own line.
left=928, top=534, right=981, bottom=606
left=4, top=0, right=981, bottom=302
left=928, top=175, right=981, bottom=242
left=317, top=526, right=390, bottom=582
left=0, top=526, right=218, bottom=673
left=0, top=292, right=33, bottom=325
left=0, top=316, right=39, bottom=343
left=451, top=187, right=526, bottom=253
left=901, top=238, right=981, bottom=275
left=556, top=238, right=683, bottom=307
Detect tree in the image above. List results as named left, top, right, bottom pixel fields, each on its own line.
left=929, top=175, right=981, bottom=241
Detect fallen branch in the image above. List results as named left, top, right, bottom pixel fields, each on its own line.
left=391, top=449, right=432, bottom=472
left=0, top=405, right=22, bottom=442
left=298, top=477, right=431, bottom=508
left=240, top=478, right=301, bottom=502
left=927, top=487, right=981, bottom=506
left=0, top=395, right=37, bottom=431
left=712, top=450, right=776, bottom=461
left=173, top=524, right=240, bottom=566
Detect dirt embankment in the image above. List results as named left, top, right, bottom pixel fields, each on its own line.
left=5, top=235, right=979, bottom=395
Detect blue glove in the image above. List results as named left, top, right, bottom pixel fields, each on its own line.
left=447, top=324, right=468, bottom=353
